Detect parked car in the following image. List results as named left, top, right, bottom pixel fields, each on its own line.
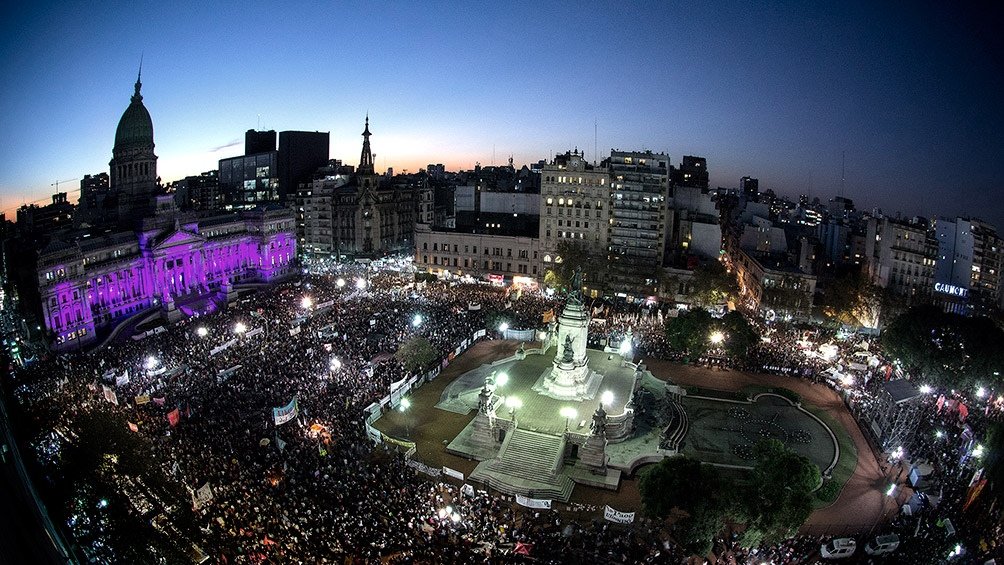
left=865, top=534, right=901, bottom=556
left=821, top=538, right=857, bottom=559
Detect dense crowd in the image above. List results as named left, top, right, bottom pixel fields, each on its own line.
left=6, top=259, right=1000, bottom=564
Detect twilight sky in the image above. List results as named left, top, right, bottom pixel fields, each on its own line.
left=1, top=1, right=1002, bottom=228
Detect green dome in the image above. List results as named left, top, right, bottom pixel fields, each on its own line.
left=114, top=79, right=154, bottom=151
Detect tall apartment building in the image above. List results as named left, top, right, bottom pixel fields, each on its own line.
left=933, top=217, right=1003, bottom=315
left=865, top=216, right=937, bottom=306
left=606, top=150, right=670, bottom=296
left=540, top=150, right=609, bottom=279
left=672, top=156, right=709, bottom=190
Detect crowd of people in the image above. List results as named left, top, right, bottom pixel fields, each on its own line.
left=5, top=258, right=1000, bottom=563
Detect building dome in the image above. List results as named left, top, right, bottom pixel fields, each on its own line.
left=114, top=77, right=154, bottom=151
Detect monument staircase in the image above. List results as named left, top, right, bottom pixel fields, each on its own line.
left=469, top=428, right=574, bottom=501
left=662, top=400, right=690, bottom=452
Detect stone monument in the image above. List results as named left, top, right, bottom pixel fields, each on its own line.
left=536, top=268, right=603, bottom=400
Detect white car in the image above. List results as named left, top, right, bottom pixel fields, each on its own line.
left=821, top=538, right=857, bottom=559
left=864, top=534, right=900, bottom=556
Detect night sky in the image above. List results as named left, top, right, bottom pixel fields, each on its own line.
left=1, top=1, right=1002, bottom=228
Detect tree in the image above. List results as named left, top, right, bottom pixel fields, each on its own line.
left=395, top=335, right=438, bottom=374
left=689, top=261, right=738, bottom=308
left=736, top=439, right=820, bottom=547
left=640, top=456, right=732, bottom=554
left=720, top=311, right=758, bottom=362
left=881, top=305, right=1004, bottom=390
left=665, top=308, right=714, bottom=358
left=819, top=270, right=883, bottom=328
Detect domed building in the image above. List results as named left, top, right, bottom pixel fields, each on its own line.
left=109, top=68, right=159, bottom=221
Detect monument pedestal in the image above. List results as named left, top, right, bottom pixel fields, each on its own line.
left=579, top=434, right=607, bottom=472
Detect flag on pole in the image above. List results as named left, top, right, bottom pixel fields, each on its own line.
left=167, top=408, right=181, bottom=427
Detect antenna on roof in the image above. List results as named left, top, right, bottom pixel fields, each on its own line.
left=840, top=151, right=845, bottom=198
left=594, top=119, right=598, bottom=166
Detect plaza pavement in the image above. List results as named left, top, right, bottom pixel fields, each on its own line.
left=375, top=341, right=891, bottom=532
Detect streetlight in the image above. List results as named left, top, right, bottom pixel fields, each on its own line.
left=196, top=327, right=208, bottom=338
left=234, top=322, right=247, bottom=334
left=301, top=296, right=313, bottom=309
left=709, top=331, right=725, bottom=345
left=412, top=314, right=423, bottom=327
left=973, top=444, right=985, bottom=458
left=355, top=277, right=367, bottom=290
left=495, top=372, right=509, bottom=388
left=976, top=386, right=987, bottom=399
left=329, top=357, right=342, bottom=372
left=145, top=355, right=158, bottom=370
left=560, top=406, right=577, bottom=432
left=505, top=396, right=522, bottom=423
left=919, top=384, right=933, bottom=394
left=400, top=397, right=411, bottom=411
left=885, top=484, right=897, bottom=497
left=601, top=390, right=614, bottom=406
left=336, top=278, right=346, bottom=288
left=499, top=322, right=509, bottom=336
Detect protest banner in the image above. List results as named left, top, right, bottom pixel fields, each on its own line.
left=102, top=384, right=119, bottom=406
left=273, top=397, right=299, bottom=426
left=515, top=494, right=551, bottom=509
left=167, top=408, right=181, bottom=427
left=442, top=466, right=464, bottom=481
left=603, top=505, right=635, bottom=524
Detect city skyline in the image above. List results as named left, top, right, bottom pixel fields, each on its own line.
left=1, top=1, right=1002, bottom=227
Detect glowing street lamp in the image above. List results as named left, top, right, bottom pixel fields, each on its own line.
left=196, top=327, right=208, bottom=338
left=505, top=396, right=522, bottom=422
left=885, top=484, right=897, bottom=497
left=145, top=355, right=159, bottom=370
left=412, top=314, right=423, bottom=327
left=301, top=296, right=313, bottom=309
left=601, top=390, right=614, bottom=406
left=355, top=277, right=367, bottom=290
left=329, top=357, right=342, bottom=372
left=560, top=406, right=578, bottom=432
left=336, top=278, right=346, bottom=288
left=976, top=386, right=987, bottom=399
left=234, top=322, right=247, bottom=334
left=919, top=384, right=933, bottom=394
left=709, top=331, right=725, bottom=345
left=498, top=322, right=509, bottom=334
left=400, top=397, right=411, bottom=411
left=619, top=338, right=632, bottom=355
left=494, top=372, right=509, bottom=388
left=974, top=444, right=985, bottom=458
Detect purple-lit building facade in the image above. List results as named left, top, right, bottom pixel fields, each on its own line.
left=37, top=197, right=296, bottom=350
left=34, top=73, right=297, bottom=351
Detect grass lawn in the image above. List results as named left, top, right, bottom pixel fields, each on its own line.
left=802, top=404, right=858, bottom=508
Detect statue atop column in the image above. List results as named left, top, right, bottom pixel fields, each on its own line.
left=568, top=266, right=584, bottom=305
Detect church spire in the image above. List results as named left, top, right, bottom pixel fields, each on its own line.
left=132, top=56, right=143, bottom=102
left=359, top=114, right=374, bottom=174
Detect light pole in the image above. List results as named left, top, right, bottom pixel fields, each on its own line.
left=498, top=321, right=509, bottom=339
left=400, top=397, right=412, bottom=438
left=560, top=406, right=577, bottom=433
left=505, top=396, right=522, bottom=427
